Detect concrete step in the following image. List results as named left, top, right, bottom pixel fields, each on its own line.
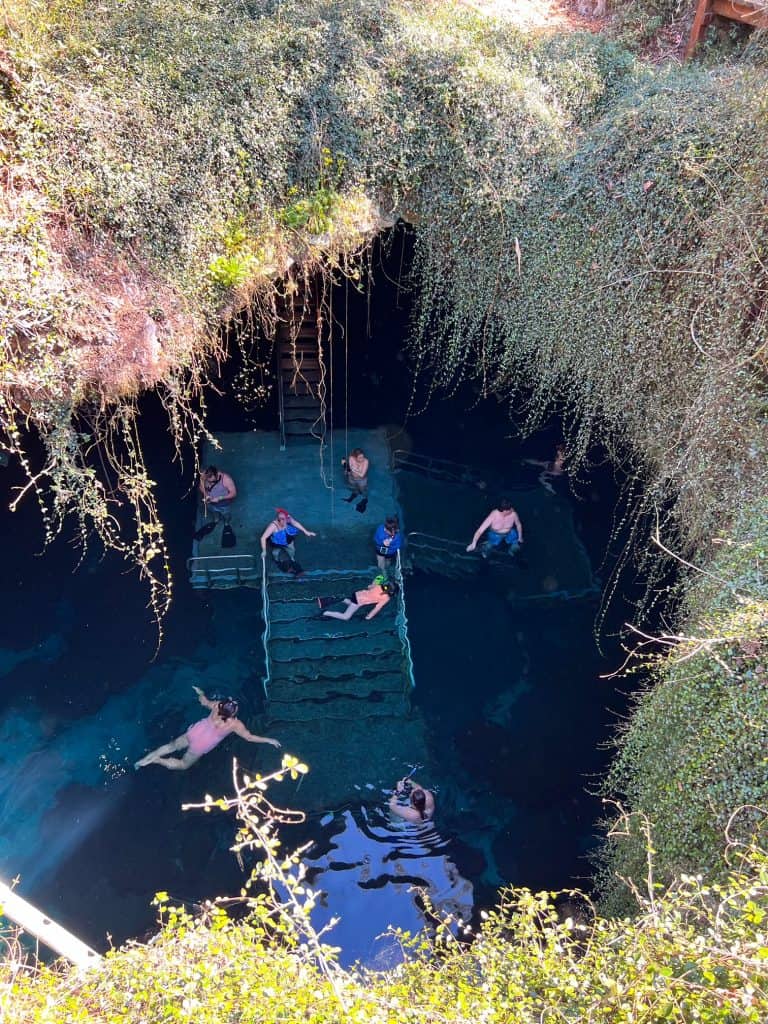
left=268, top=574, right=373, bottom=600
left=266, top=692, right=411, bottom=723
left=268, top=671, right=408, bottom=701
left=269, top=648, right=404, bottom=682
left=269, top=609, right=396, bottom=640
left=269, top=630, right=401, bottom=663
left=282, top=393, right=319, bottom=409
left=282, top=380, right=318, bottom=397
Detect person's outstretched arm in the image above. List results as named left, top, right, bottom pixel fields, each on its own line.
left=192, top=685, right=216, bottom=709
left=232, top=720, right=281, bottom=747
left=289, top=518, right=316, bottom=538
left=467, top=513, right=493, bottom=551
left=260, top=523, right=275, bottom=552
left=511, top=510, right=524, bottom=543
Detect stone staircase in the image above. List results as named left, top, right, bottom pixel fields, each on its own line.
left=263, top=570, right=412, bottom=723
left=277, top=288, right=323, bottom=441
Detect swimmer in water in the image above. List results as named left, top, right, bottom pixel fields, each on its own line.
left=466, top=498, right=523, bottom=558
left=135, top=687, right=280, bottom=770
left=389, top=776, right=435, bottom=823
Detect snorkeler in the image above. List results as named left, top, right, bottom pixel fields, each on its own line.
left=195, top=465, right=238, bottom=546
left=317, top=577, right=399, bottom=621
left=134, top=687, right=280, bottom=771
left=389, top=775, right=435, bottom=823
left=374, top=515, right=402, bottom=573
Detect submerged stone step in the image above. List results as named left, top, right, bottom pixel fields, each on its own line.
left=269, top=649, right=404, bottom=682
left=269, top=610, right=396, bottom=641
left=269, top=630, right=401, bottom=663
left=267, top=671, right=408, bottom=702
left=268, top=574, right=375, bottom=601
left=266, top=692, right=411, bottom=723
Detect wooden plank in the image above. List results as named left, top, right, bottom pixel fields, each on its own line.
left=686, top=0, right=714, bottom=58
left=710, top=0, right=768, bottom=25
left=0, top=879, right=101, bottom=968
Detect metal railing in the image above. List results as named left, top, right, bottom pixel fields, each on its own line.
left=187, top=554, right=257, bottom=587
left=260, top=552, right=272, bottom=699
left=394, top=552, right=416, bottom=690
left=392, top=449, right=484, bottom=484
left=392, top=448, right=538, bottom=491
left=277, top=372, right=287, bottom=451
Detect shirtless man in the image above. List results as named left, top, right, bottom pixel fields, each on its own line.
left=342, top=448, right=369, bottom=512
left=317, top=577, right=399, bottom=621
left=466, top=498, right=523, bottom=557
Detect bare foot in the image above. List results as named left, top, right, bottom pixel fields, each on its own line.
left=134, top=754, right=155, bottom=769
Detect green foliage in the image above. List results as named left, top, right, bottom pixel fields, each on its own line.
left=3, top=771, right=768, bottom=1023
left=0, top=0, right=766, bottom=880
left=600, top=499, right=768, bottom=905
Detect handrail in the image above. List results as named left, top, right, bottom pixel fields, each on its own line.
left=260, top=553, right=272, bottom=699
left=277, top=344, right=287, bottom=452
left=392, top=448, right=539, bottom=491
left=187, top=554, right=257, bottom=571
left=394, top=552, right=416, bottom=690
left=392, top=449, right=483, bottom=483
left=406, top=530, right=468, bottom=550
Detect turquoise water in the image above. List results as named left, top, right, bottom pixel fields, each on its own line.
left=0, top=405, right=629, bottom=967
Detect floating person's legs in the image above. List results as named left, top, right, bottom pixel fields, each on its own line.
left=135, top=734, right=189, bottom=769
left=321, top=598, right=360, bottom=621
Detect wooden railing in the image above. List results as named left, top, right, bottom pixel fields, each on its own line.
left=687, top=0, right=768, bottom=58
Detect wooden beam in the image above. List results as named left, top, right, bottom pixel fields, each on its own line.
left=686, top=0, right=714, bottom=58
left=686, top=0, right=768, bottom=57
left=710, top=0, right=768, bottom=27
left=0, top=879, right=102, bottom=969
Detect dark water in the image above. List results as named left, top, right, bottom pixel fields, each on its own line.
left=0, top=235, right=638, bottom=966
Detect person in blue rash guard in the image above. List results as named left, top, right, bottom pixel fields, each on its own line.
left=260, top=508, right=316, bottom=574
left=374, top=514, right=402, bottom=574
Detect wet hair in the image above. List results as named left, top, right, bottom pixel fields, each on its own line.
left=381, top=580, right=400, bottom=597
left=217, top=698, right=239, bottom=720
left=411, top=787, right=427, bottom=820
left=350, top=447, right=364, bottom=457
left=385, top=515, right=399, bottom=530
left=204, top=465, right=219, bottom=477
left=499, top=497, right=513, bottom=511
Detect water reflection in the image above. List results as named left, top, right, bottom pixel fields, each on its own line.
left=302, top=804, right=472, bottom=969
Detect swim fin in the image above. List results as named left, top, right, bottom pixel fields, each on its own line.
left=194, top=521, right=217, bottom=541
left=355, top=498, right=368, bottom=513
left=221, top=523, right=237, bottom=549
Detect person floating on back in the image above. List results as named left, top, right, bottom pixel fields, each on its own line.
left=317, top=576, right=399, bottom=621
left=261, top=508, right=316, bottom=575
left=135, top=687, right=280, bottom=771
left=341, top=447, right=369, bottom=512
left=523, top=443, right=567, bottom=494
left=195, top=465, right=237, bottom=546
left=374, top=515, right=402, bottom=573
left=466, top=498, right=523, bottom=558
left=389, top=775, right=435, bottom=823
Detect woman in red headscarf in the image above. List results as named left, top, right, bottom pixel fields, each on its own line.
left=260, top=508, right=316, bottom=573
